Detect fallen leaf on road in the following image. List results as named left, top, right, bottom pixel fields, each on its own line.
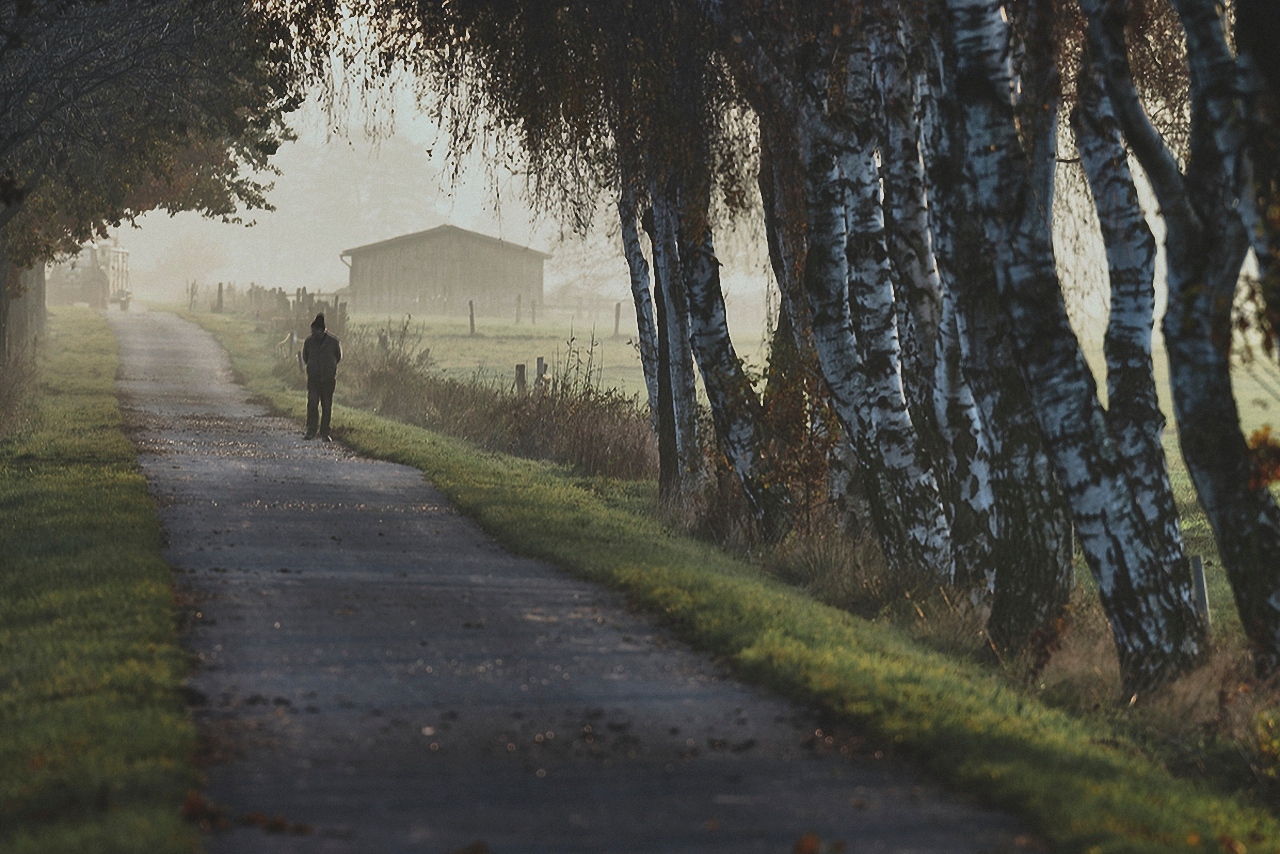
left=241, top=811, right=313, bottom=835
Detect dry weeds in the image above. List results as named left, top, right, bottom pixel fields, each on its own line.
left=340, top=318, right=657, bottom=480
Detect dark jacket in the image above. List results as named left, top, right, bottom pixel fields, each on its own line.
left=302, top=330, right=342, bottom=380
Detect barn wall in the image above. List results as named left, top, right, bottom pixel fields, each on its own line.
left=349, top=233, right=545, bottom=317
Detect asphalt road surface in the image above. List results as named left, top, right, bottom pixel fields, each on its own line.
left=108, top=306, right=1031, bottom=853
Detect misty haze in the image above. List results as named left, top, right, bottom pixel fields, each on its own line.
left=5, top=2, right=1280, bottom=853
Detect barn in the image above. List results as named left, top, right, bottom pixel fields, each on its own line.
left=340, top=225, right=550, bottom=317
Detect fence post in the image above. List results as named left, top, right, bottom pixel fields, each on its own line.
left=516, top=294, right=522, bottom=325
left=536, top=356, right=546, bottom=386
left=469, top=300, right=476, bottom=336
left=516, top=363, right=527, bottom=396
left=614, top=301, right=621, bottom=337
left=531, top=300, right=537, bottom=326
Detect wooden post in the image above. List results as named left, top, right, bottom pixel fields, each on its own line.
left=469, top=300, right=476, bottom=336
left=531, top=300, right=537, bottom=326
left=536, top=356, right=546, bottom=385
left=216, top=282, right=224, bottom=313
left=614, top=301, right=622, bottom=337
left=1190, top=555, right=1212, bottom=628
left=516, top=363, right=527, bottom=396
left=516, top=294, right=522, bottom=324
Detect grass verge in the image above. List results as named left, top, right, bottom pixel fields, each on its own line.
left=186, top=306, right=1280, bottom=853
left=0, top=307, right=197, bottom=854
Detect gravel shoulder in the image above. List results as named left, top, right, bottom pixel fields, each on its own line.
left=108, top=307, right=1028, bottom=853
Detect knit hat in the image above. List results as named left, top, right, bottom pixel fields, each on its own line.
left=311, top=313, right=325, bottom=330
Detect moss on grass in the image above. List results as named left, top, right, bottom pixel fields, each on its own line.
left=185, top=306, right=1280, bottom=853
left=0, top=308, right=197, bottom=854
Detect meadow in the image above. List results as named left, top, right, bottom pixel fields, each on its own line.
left=0, top=308, right=198, bottom=854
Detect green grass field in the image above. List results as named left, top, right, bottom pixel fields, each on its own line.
left=344, top=308, right=774, bottom=398
left=0, top=308, right=198, bottom=854
left=189, top=305, right=1280, bottom=854
left=348, top=312, right=652, bottom=395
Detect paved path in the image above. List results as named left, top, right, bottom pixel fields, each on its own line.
left=108, top=307, right=1029, bottom=853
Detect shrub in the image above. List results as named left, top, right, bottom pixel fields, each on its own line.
left=339, top=318, right=657, bottom=480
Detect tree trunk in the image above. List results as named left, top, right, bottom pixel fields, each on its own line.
left=758, top=120, right=814, bottom=349
left=1172, top=146, right=1280, bottom=674
left=1236, top=0, right=1280, bottom=334
left=645, top=202, right=686, bottom=507
left=876, top=22, right=1011, bottom=592
left=0, top=256, right=9, bottom=364
left=836, top=52, right=955, bottom=580
left=762, top=121, right=873, bottom=537
left=876, top=23, right=943, bottom=438
left=923, top=19, right=1073, bottom=650
left=678, top=159, right=791, bottom=541
left=649, top=176, right=701, bottom=498
left=801, top=131, right=919, bottom=576
left=618, top=182, right=661, bottom=419
left=948, top=0, right=1205, bottom=691
left=1083, top=0, right=1280, bottom=675
left=931, top=282, right=999, bottom=595
left=1072, top=51, right=1192, bottom=584
left=1168, top=0, right=1264, bottom=256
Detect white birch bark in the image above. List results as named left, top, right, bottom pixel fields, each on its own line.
left=761, top=121, right=877, bottom=536
left=876, top=25, right=942, bottom=410
left=650, top=177, right=701, bottom=493
left=679, top=165, right=790, bottom=541
left=1072, top=52, right=1190, bottom=580
left=1167, top=0, right=1265, bottom=259
left=948, top=0, right=1204, bottom=690
left=701, top=1, right=963, bottom=576
left=801, top=136, right=913, bottom=575
left=932, top=284, right=998, bottom=594
left=758, top=120, right=814, bottom=350
left=921, top=20, right=1072, bottom=647
left=1081, top=0, right=1280, bottom=676
left=837, top=50, right=955, bottom=580
left=618, top=182, right=660, bottom=420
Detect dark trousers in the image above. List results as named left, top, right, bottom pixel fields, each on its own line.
left=306, top=375, right=336, bottom=436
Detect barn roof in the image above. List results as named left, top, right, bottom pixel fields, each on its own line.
left=340, top=224, right=552, bottom=260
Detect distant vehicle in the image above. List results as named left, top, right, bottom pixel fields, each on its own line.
left=47, top=240, right=130, bottom=309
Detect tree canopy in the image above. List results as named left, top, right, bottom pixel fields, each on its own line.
left=0, top=0, right=298, bottom=267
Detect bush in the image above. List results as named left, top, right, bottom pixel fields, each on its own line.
left=340, top=318, right=657, bottom=480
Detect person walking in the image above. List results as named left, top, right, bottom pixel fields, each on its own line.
left=302, top=313, right=342, bottom=440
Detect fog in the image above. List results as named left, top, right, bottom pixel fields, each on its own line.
left=118, top=92, right=1131, bottom=360
left=121, top=96, right=775, bottom=343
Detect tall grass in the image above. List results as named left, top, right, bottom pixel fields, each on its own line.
left=339, top=318, right=657, bottom=480
left=764, top=506, right=1280, bottom=802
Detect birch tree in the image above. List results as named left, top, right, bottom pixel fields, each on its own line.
left=945, top=0, right=1205, bottom=690
left=1071, top=48, right=1190, bottom=591
left=1080, top=0, right=1280, bottom=674
left=618, top=181, right=661, bottom=419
